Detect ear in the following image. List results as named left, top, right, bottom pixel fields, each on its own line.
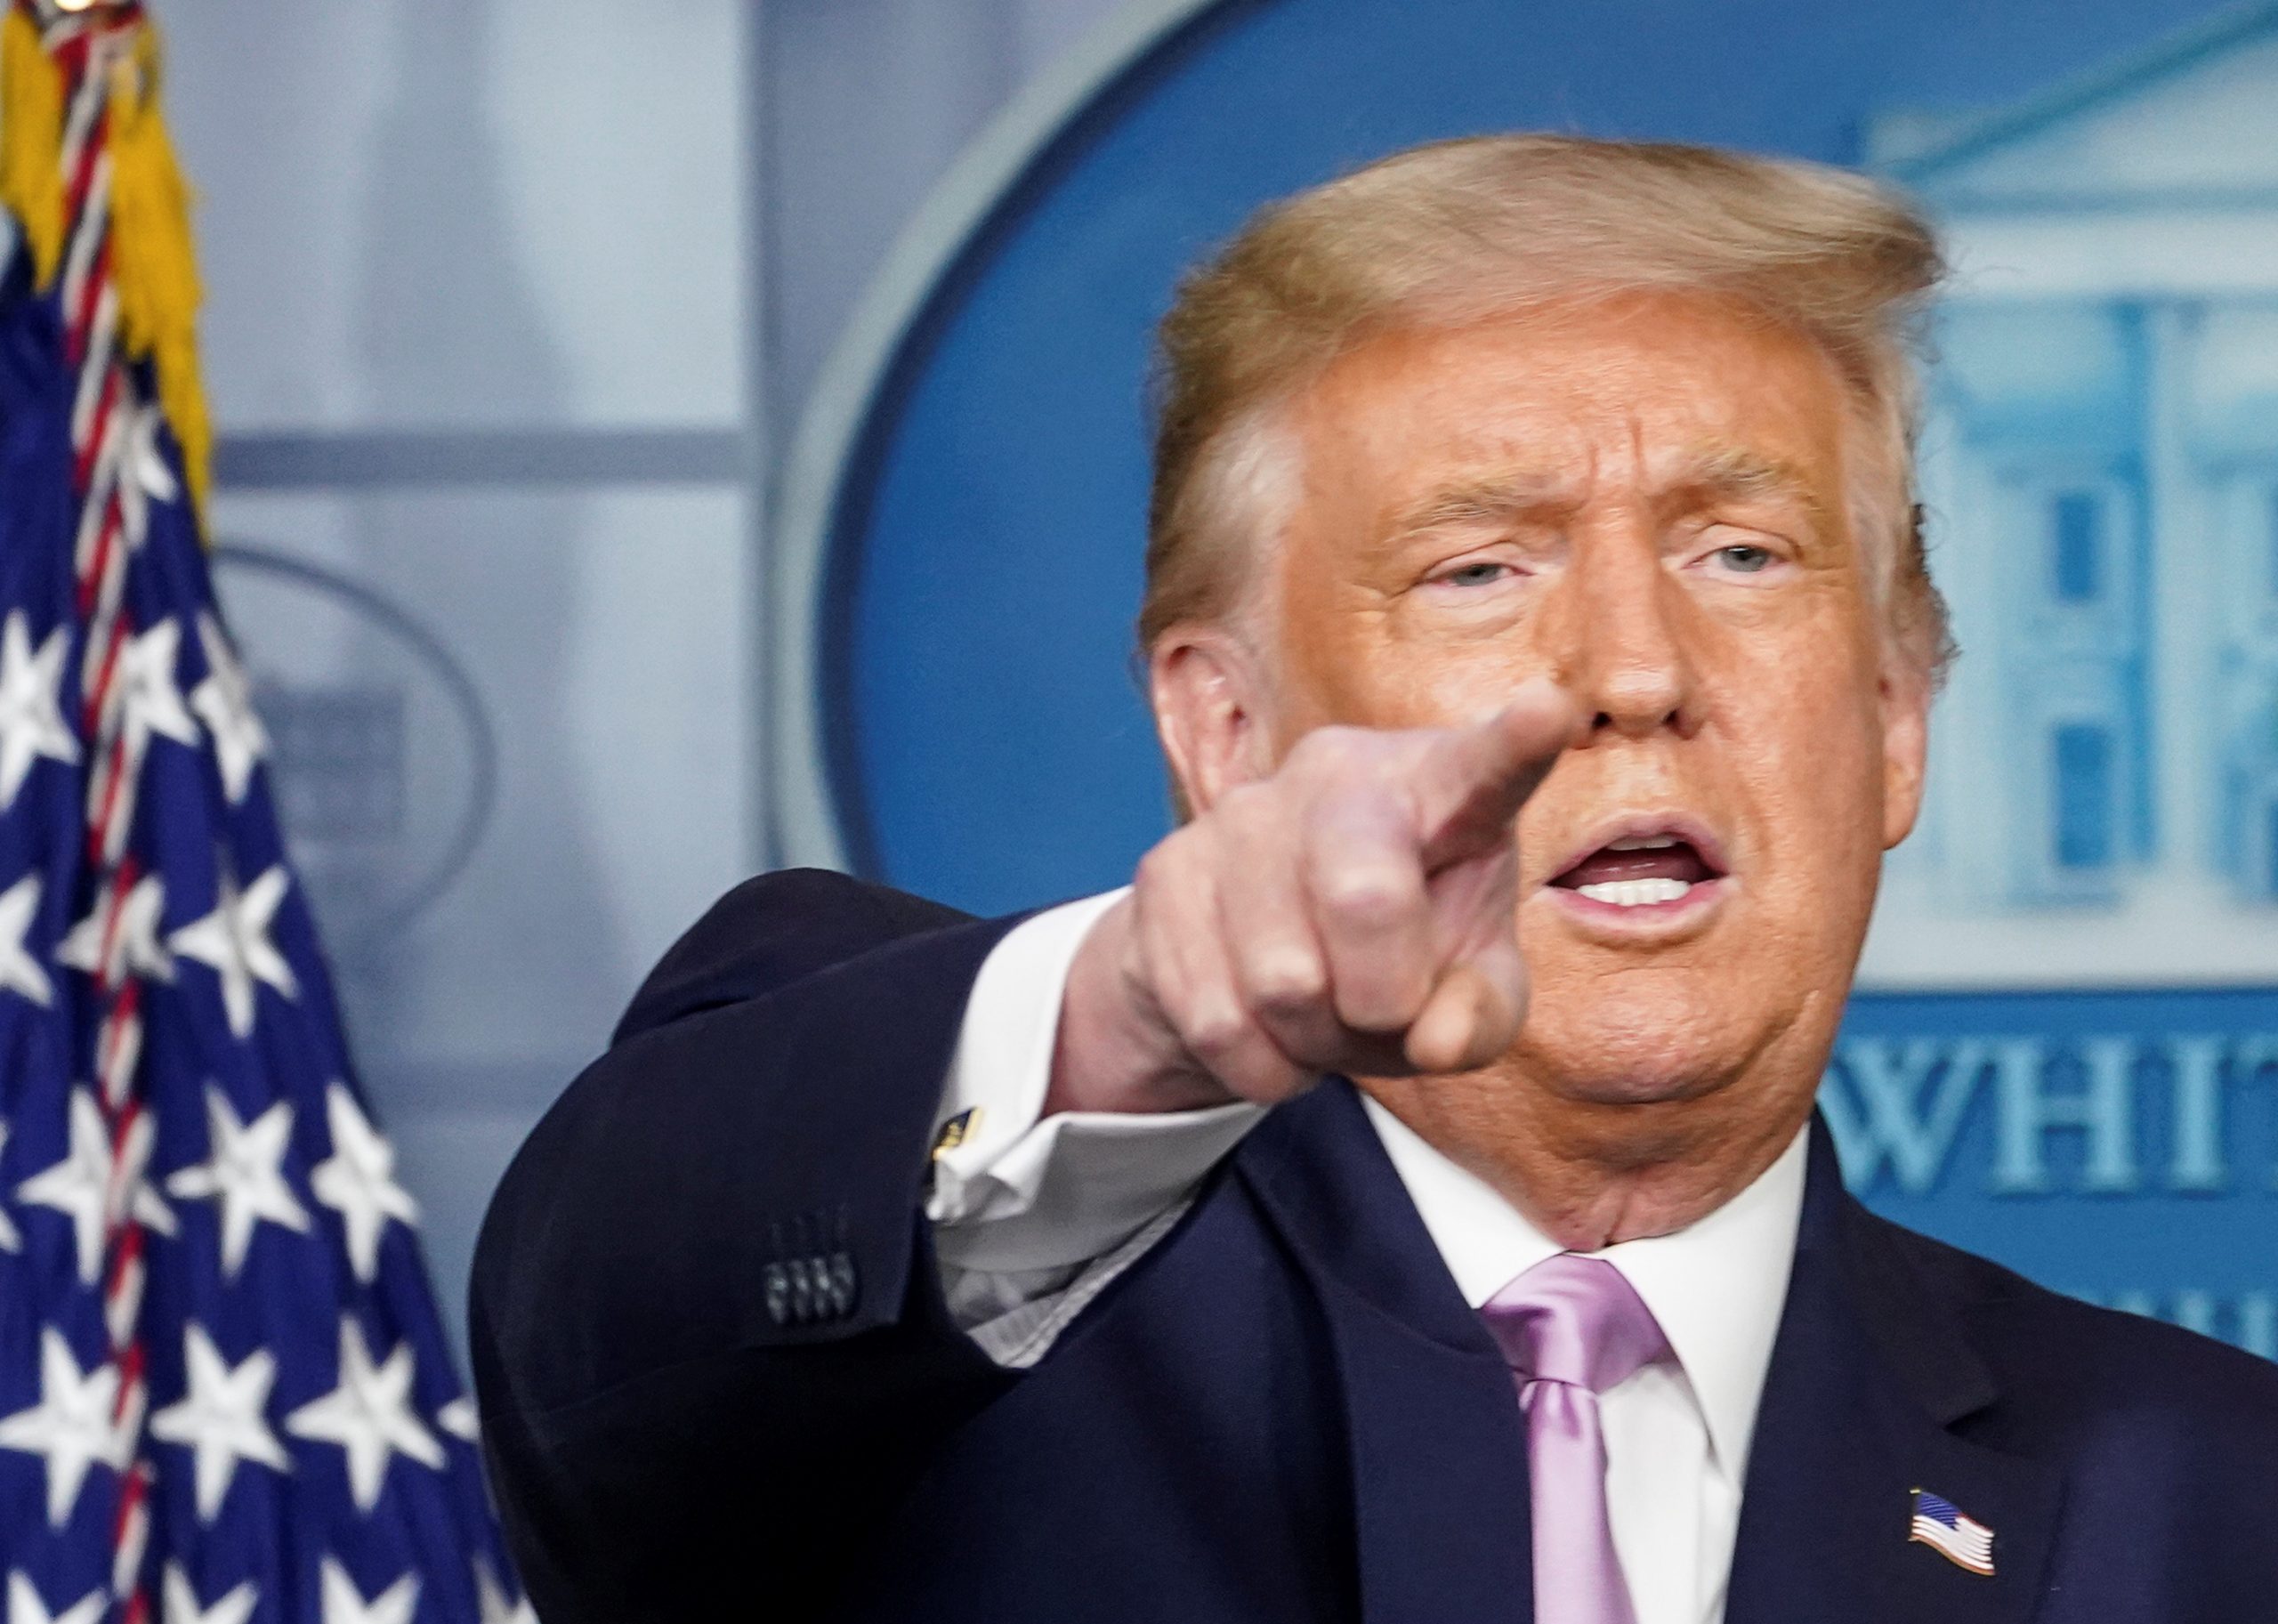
left=1150, top=628, right=1274, bottom=815
left=1878, top=658, right=1931, bottom=850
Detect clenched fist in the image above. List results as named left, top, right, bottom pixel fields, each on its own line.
left=1048, top=681, right=1580, bottom=1116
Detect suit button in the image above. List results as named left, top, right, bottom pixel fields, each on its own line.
left=827, top=1251, right=858, bottom=1318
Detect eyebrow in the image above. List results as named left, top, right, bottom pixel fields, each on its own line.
left=1663, top=448, right=1833, bottom=529
left=1386, top=474, right=1579, bottom=537
left=1387, top=448, right=1830, bottom=538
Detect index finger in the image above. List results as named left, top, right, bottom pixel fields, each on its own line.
left=1411, top=681, right=1580, bottom=872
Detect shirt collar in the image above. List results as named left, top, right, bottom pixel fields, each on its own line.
left=1361, top=1095, right=1807, bottom=1483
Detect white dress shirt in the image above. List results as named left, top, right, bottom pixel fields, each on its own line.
left=924, top=893, right=1809, bottom=1624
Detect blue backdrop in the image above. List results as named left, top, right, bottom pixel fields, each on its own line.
left=817, top=0, right=2278, bottom=1357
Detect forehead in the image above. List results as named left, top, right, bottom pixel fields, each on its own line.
left=1288, top=291, right=1851, bottom=512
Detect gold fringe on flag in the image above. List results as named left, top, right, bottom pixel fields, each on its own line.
left=0, top=4, right=66, bottom=289
left=106, top=19, right=211, bottom=520
left=0, top=10, right=213, bottom=526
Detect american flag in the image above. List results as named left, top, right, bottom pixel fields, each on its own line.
left=1909, top=1488, right=1996, bottom=1577
left=0, top=4, right=526, bottom=1620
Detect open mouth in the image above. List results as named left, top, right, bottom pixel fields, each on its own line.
left=1546, top=820, right=1729, bottom=913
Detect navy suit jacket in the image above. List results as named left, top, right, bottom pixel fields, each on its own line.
left=470, top=870, right=2278, bottom=1622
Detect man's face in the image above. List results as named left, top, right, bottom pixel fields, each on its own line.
left=1264, top=291, right=1927, bottom=1133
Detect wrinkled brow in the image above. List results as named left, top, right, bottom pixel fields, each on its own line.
left=1666, top=448, right=1830, bottom=527
left=1388, top=450, right=1830, bottom=540
left=1386, top=473, right=1579, bottom=536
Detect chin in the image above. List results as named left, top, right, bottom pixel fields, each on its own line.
left=1518, top=980, right=1764, bottom=1109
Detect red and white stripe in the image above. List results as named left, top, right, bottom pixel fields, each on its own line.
left=1910, top=1505, right=1996, bottom=1577
left=28, top=4, right=166, bottom=1617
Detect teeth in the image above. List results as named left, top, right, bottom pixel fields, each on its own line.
left=1577, top=877, right=1692, bottom=908
left=1605, top=836, right=1678, bottom=852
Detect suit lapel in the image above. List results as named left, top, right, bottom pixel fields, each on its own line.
left=1234, top=1096, right=2065, bottom=1624
left=1726, top=1117, right=2064, bottom=1624
left=1235, top=1082, right=1536, bottom=1624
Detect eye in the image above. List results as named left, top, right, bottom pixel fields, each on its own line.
left=1434, top=560, right=1512, bottom=588
left=1712, top=544, right=1775, bottom=574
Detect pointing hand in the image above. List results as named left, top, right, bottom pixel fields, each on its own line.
left=1050, top=680, right=1579, bottom=1114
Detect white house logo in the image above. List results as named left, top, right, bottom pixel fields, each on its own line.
left=1863, top=11, right=2278, bottom=988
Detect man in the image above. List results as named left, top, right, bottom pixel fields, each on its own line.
left=471, top=136, right=2278, bottom=1623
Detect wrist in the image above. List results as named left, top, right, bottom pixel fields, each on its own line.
left=1046, top=897, right=1230, bottom=1117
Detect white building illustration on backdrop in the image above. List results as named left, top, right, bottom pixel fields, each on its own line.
left=1859, top=4, right=2278, bottom=988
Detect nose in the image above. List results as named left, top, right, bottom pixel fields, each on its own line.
left=1552, top=527, right=1700, bottom=742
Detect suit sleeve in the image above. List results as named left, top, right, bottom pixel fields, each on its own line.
left=468, top=869, right=1028, bottom=1623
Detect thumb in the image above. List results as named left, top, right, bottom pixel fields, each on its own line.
left=1402, top=935, right=1528, bottom=1074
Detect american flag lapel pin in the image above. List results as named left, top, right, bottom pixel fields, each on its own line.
left=1909, top=1488, right=1997, bottom=1577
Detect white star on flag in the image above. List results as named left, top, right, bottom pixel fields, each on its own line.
left=0, top=1123, right=18, bottom=1253
left=118, top=400, right=181, bottom=553
left=0, top=872, right=54, bottom=1007
left=18, top=1087, right=174, bottom=1285
left=0, top=1328, right=123, bottom=1525
left=149, top=1323, right=293, bottom=1522
left=4, top=1573, right=106, bottom=1624
left=166, top=1087, right=310, bottom=1278
left=117, top=616, right=201, bottom=755
left=12, top=1092, right=106, bottom=1283
left=190, top=612, right=269, bottom=804
left=160, top=1567, right=257, bottom=1624
left=473, top=1560, right=536, bottom=1624
left=285, top=1320, right=445, bottom=1513
left=317, top=1559, right=417, bottom=1624
left=311, top=1083, right=419, bottom=1282
left=168, top=861, right=297, bottom=1039
left=0, top=610, right=79, bottom=811
left=437, top=1394, right=480, bottom=1444
left=57, top=869, right=173, bottom=985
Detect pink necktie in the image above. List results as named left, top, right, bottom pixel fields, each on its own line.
left=1480, top=1255, right=1670, bottom=1624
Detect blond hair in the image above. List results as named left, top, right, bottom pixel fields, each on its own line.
left=1141, top=133, right=1953, bottom=683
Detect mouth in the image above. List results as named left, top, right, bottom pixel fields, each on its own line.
left=1542, top=814, right=1731, bottom=928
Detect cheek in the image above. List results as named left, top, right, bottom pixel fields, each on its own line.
left=1313, top=626, right=1551, bottom=733
left=1731, top=643, right=1888, bottom=894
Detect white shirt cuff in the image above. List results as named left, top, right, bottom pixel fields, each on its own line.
left=925, top=888, right=1263, bottom=1273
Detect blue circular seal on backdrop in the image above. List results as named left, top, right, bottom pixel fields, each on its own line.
left=777, top=0, right=2278, bottom=1350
